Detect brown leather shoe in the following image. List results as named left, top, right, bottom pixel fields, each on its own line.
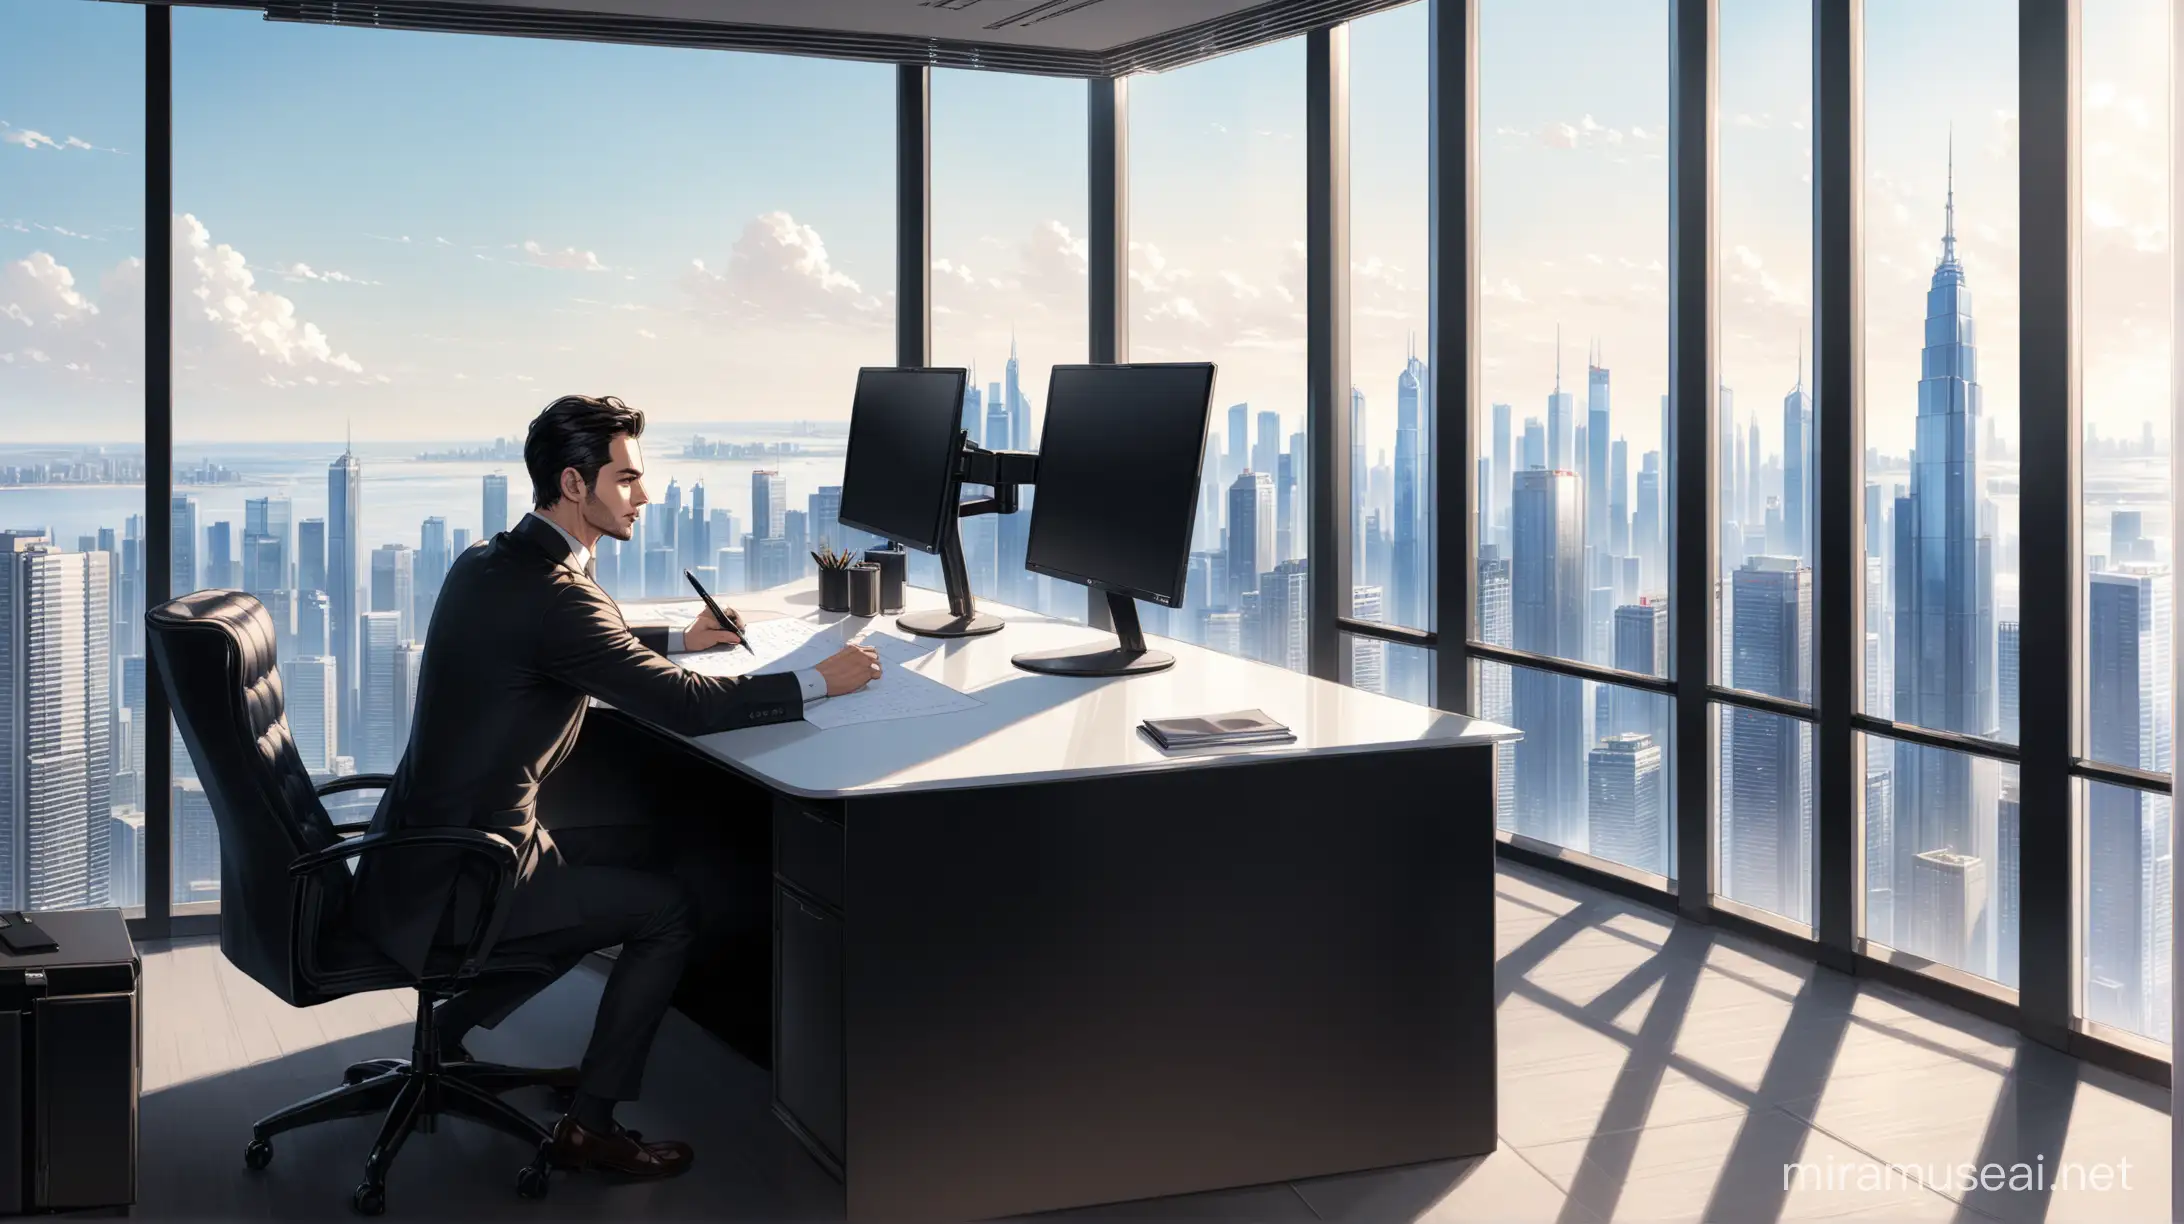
left=547, top=1115, right=694, bottom=1180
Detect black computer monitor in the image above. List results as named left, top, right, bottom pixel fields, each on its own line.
left=837, top=366, right=969, bottom=553
left=1016, top=362, right=1217, bottom=677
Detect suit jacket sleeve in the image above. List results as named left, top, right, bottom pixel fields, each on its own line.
left=541, top=583, right=803, bottom=735
left=631, top=624, right=671, bottom=655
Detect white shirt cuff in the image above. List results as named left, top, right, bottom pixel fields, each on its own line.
left=667, top=626, right=684, bottom=654
left=796, top=668, right=828, bottom=703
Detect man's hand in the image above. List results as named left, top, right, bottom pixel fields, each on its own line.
left=815, top=644, right=881, bottom=696
left=682, top=607, right=742, bottom=652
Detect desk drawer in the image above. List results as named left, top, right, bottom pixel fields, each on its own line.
left=774, top=799, right=843, bottom=909
left=773, top=883, right=844, bottom=1173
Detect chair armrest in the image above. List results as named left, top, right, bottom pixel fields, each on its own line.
left=316, top=773, right=395, bottom=798
left=290, top=828, right=523, bottom=981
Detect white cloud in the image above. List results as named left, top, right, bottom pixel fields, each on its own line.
left=682, top=211, right=882, bottom=323
left=522, top=240, right=608, bottom=272
left=284, top=261, right=379, bottom=286
left=636, top=328, right=657, bottom=340
left=2, top=127, right=58, bottom=151
left=176, top=214, right=363, bottom=372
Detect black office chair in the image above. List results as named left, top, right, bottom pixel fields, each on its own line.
left=149, top=590, right=565, bottom=1216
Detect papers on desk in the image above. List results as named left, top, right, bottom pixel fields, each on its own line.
left=1141, top=709, right=1296, bottom=750
left=673, top=617, right=985, bottom=729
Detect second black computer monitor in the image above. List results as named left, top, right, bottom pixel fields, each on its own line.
left=1016, top=362, right=1217, bottom=677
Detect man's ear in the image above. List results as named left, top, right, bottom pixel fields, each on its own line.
left=560, top=467, right=587, bottom=504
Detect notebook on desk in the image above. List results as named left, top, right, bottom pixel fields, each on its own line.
left=1141, top=709, right=1295, bottom=751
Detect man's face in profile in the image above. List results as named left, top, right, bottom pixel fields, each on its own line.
left=579, top=434, right=649, bottom=543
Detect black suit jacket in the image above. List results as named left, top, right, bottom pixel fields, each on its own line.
left=352, top=514, right=803, bottom=976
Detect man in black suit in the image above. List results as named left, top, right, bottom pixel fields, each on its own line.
left=353, top=394, right=879, bottom=1179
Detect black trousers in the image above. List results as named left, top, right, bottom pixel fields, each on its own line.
left=434, top=822, right=692, bottom=1102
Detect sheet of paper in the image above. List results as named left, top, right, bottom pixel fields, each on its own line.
left=672, top=617, right=985, bottom=729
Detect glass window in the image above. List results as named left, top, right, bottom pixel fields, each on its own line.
left=1477, top=0, right=1670, bottom=690
left=171, top=12, right=891, bottom=906
left=1348, top=3, right=1432, bottom=704
left=2080, top=780, right=2170, bottom=1044
left=930, top=68, right=1086, bottom=625
left=0, top=3, right=148, bottom=913
left=1715, top=705, right=1814, bottom=927
left=2079, top=0, right=2171, bottom=770
left=1484, top=660, right=1674, bottom=881
left=1860, top=735, right=2017, bottom=988
left=1341, top=632, right=1431, bottom=709
left=1130, top=38, right=1308, bottom=672
left=1716, top=1, right=1814, bottom=701
left=1860, top=2, right=2018, bottom=742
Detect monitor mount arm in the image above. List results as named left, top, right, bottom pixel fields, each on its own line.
left=898, top=432, right=1038, bottom=638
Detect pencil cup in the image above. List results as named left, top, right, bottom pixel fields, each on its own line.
left=862, top=546, right=907, bottom=613
left=846, top=563, right=882, bottom=618
left=817, top=567, right=852, bottom=613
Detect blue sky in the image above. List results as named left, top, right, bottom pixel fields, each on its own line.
left=1, top=0, right=2169, bottom=464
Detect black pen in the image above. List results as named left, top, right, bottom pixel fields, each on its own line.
left=683, top=569, right=754, bottom=656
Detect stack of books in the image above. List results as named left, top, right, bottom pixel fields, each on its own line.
left=1140, top=709, right=1296, bottom=750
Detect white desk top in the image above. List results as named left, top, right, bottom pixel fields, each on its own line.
left=621, top=581, right=1518, bottom=800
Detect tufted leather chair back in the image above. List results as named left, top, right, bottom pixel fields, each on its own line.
left=148, top=589, right=350, bottom=1005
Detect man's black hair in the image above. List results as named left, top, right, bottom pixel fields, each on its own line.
left=524, top=394, right=645, bottom=510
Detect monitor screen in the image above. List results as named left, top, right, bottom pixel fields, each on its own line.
left=1025, top=363, right=1216, bottom=606
left=837, top=367, right=970, bottom=553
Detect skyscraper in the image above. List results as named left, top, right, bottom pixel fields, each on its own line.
left=0, top=543, right=112, bottom=910
left=482, top=472, right=509, bottom=537
left=1547, top=328, right=1574, bottom=471
left=358, top=610, right=404, bottom=774
left=1727, top=557, right=1814, bottom=922
left=287, top=655, right=338, bottom=775
left=752, top=470, right=787, bottom=540
left=204, top=520, right=233, bottom=590
left=297, top=517, right=327, bottom=596
left=328, top=442, right=361, bottom=755
left=1586, top=342, right=1610, bottom=566
left=1349, top=585, right=1385, bottom=694
left=1717, top=386, right=1737, bottom=570
left=2084, top=565, right=2172, bottom=1037
left=170, top=495, right=197, bottom=595
left=1225, top=403, right=1249, bottom=492
left=1635, top=453, right=1662, bottom=593
left=1511, top=468, right=1585, bottom=846
left=1783, top=350, right=1811, bottom=560
left=1253, top=411, right=1281, bottom=487
left=1521, top=419, right=1546, bottom=472
left=1998, top=621, right=2020, bottom=742
left=1490, top=401, right=1512, bottom=554
left=1588, top=734, right=1665, bottom=876
left=1890, top=148, right=1999, bottom=967
left=416, top=516, right=450, bottom=633
left=1477, top=547, right=1516, bottom=831
left=371, top=545, right=416, bottom=643
left=243, top=495, right=292, bottom=595
left=1394, top=352, right=1423, bottom=632
left=1226, top=471, right=1274, bottom=610
left=1607, top=601, right=1670, bottom=764
left=1608, top=437, right=1628, bottom=559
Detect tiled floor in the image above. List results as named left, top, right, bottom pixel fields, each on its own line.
left=133, top=862, right=2169, bottom=1221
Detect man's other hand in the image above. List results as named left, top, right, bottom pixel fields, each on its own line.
left=816, top=644, right=881, bottom=696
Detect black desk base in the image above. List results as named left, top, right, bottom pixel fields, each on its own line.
left=558, top=711, right=1499, bottom=1222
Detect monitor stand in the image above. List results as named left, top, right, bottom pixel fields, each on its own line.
left=1012, top=591, right=1174, bottom=677
left=896, top=506, right=1003, bottom=638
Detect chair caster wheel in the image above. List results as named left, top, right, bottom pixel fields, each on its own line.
left=516, top=1162, right=551, bottom=1200
left=243, top=1138, right=272, bottom=1170
left=352, top=1183, right=386, bottom=1216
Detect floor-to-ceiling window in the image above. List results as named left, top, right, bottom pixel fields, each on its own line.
left=2076, top=0, right=2172, bottom=1047
left=168, top=10, right=892, bottom=907
left=1713, top=0, right=1815, bottom=928
left=930, top=68, right=1087, bottom=625
left=1129, top=39, right=1310, bottom=672
left=0, top=2, right=148, bottom=915
left=1345, top=2, right=1433, bottom=705
left=1860, top=0, right=2020, bottom=987
left=1476, top=0, right=1672, bottom=872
